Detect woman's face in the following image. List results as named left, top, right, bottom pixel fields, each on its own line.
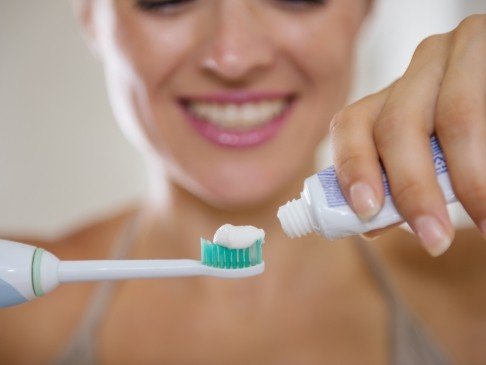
left=87, top=0, right=368, bottom=209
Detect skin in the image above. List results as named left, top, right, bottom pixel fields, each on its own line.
left=0, top=1, right=485, bottom=364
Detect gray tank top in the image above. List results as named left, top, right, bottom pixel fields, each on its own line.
left=53, top=218, right=453, bottom=365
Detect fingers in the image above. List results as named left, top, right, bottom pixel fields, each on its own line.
left=332, top=18, right=486, bottom=254
left=373, top=34, right=455, bottom=256
left=330, top=88, right=390, bottom=221
left=435, top=17, right=486, bottom=237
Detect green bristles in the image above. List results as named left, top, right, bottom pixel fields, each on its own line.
left=200, top=238, right=263, bottom=269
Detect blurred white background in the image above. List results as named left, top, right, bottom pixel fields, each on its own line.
left=0, top=0, right=484, bottom=238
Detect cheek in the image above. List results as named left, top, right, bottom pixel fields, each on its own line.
left=277, top=6, right=359, bottom=98
left=114, top=15, right=196, bottom=99
left=287, top=28, right=356, bottom=142
left=102, top=9, right=203, bottom=151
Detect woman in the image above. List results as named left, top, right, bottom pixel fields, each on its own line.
left=0, top=1, right=485, bottom=364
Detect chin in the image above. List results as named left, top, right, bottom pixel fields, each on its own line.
left=194, top=172, right=293, bottom=212
left=202, top=191, right=277, bottom=212
left=211, top=191, right=272, bottom=211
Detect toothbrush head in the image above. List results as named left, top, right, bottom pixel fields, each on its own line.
left=200, top=238, right=264, bottom=270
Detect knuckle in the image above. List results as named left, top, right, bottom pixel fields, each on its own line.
left=330, top=98, right=377, bottom=135
left=452, top=15, right=486, bottom=49
left=391, top=179, right=428, bottom=212
left=437, top=96, right=477, bottom=139
left=454, top=177, right=486, bottom=205
left=329, top=109, right=349, bottom=135
left=334, top=154, right=364, bottom=187
left=329, top=107, right=357, bottom=135
left=456, top=15, right=486, bottom=38
left=373, top=107, right=408, bottom=150
left=415, top=34, right=446, bottom=56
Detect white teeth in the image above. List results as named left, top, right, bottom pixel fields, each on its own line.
left=187, top=100, right=288, bottom=129
left=225, top=105, right=238, bottom=125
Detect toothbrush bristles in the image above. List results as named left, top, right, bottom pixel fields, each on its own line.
left=200, top=238, right=263, bottom=269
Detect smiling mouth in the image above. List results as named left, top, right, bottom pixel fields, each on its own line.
left=178, top=93, right=295, bottom=148
left=183, top=98, right=292, bottom=130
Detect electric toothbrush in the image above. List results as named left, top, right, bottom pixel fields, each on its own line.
left=0, top=234, right=264, bottom=308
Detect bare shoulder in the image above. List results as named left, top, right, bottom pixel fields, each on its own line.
left=0, top=207, right=136, bottom=365
left=49, top=206, right=137, bottom=260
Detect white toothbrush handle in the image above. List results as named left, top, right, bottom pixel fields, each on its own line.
left=58, top=259, right=264, bottom=282
left=58, top=259, right=205, bottom=282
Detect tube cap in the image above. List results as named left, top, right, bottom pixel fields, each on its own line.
left=277, top=198, right=313, bottom=238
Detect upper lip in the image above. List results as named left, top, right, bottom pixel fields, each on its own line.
left=179, top=91, right=295, bottom=105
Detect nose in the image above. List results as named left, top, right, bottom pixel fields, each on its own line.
left=199, top=2, right=276, bottom=83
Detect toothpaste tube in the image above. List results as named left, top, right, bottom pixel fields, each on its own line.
left=277, top=136, right=456, bottom=240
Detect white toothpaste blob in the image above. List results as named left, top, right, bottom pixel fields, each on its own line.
left=213, top=224, right=265, bottom=249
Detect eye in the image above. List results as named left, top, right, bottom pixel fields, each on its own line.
left=135, top=0, right=194, bottom=14
left=274, top=0, right=327, bottom=10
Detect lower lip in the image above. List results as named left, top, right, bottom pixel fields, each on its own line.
left=180, top=102, right=293, bottom=148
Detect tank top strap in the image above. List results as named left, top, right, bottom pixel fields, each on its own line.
left=354, top=236, right=454, bottom=365
left=53, top=212, right=141, bottom=365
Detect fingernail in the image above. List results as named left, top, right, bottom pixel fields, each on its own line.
left=413, top=215, right=452, bottom=257
left=349, top=182, right=380, bottom=221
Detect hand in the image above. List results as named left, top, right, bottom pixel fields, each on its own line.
left=329, top=15, right=486, bottom=256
